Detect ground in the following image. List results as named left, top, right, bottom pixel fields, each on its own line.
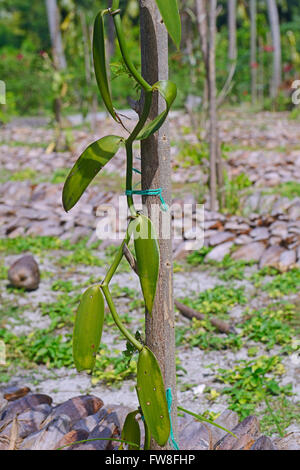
left=0, top=107, right=299, bottom=438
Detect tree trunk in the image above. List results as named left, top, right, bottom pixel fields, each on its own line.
left=45, top=0, right=66, bottom=132
left=195, top=0, right=209, bottom=109
left=45, top=0, right=67, bottom=70
left=266, top=0, right=282, bottom=100
left=139, top=0, right=177, bottom=451
left=208, top=0, right=218, bottom=212
left=228, top=0, right=237, bottom=62
left=250, top=0, right=257, bottom=104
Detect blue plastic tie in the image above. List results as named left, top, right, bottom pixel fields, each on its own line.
left=125, top=188, right=168, bottom=212
left=132, top=167, right=142, bottom=175
left=166, top=388, right=180, bottom=450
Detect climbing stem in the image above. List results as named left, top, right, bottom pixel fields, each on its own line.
left=113, top=12, right=152, bottom=92
left=101, top=284, right=143, bottom=352
left=125, top=90, right=152, bottom=217
left=143, top=419, right=151, bottom=450
left=102, top=229, right=131, bottom=286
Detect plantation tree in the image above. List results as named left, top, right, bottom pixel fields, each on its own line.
left=208, top=0, right=219, bottom=212
left=195, top=0, right=223, bottom=211
left=45, top=0, right=67, bottom=125
left=250, top=0, right=257, bottom=104
left=266, top=0, right=282, bottom=100
left=139, top=0, right=178, bottom=450
left=228, top=0, right=237, bottom=63
left=195, top=0, right=209, bottom=108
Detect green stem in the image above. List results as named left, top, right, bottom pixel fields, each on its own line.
left=264, top=394, right=284, bottom=437
left=102, top=229, right=131, bottom=286
left=178, top=406, right=238, bottom=438
left=143, top=420, right=151, bottom=450
left=101, top=284, right=143, bottom=352
left=125, top=91, right=152, bottom=217
left=111, top=0, right=120, bottom=10
left=113, top=12, right=152, bottom=92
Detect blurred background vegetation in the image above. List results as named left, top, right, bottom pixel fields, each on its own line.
left=0, top=0, right=300, bottom=122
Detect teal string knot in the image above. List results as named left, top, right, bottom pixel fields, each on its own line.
left=166, top=388, right=180, bottom=450
left=125, top=188, right=168, bottom=212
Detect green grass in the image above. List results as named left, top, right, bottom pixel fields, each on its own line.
left=181, top=285, right=247, bottom=319
left=261, top=268, right=300, bottom=298
left=216, top=355, right=292, bottom=421
left=239, top=304, right=297, bottom=351
left=262, top=181, right=300, bottom=200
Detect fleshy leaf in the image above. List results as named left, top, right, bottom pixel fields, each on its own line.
left=129, top=214, right=160, bottom=315
left=62, top=135, right=122, bottom=211
left=137, top=347, right=170, bottom=447
left=121, top=410, right=141, bottom=450
left=93, top=11, right=119, bottom=122
left=73, top=286, right=104, bottom=372
left=137, top=80, right=177, bottom=140
left=155, top=0, right=181, bottom=50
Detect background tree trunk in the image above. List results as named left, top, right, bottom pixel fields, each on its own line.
left=45, top=0, right=66, bottom=70
left=208, top=0, right=218, bottom=212
left=195, top=0, right=208, bottom=109
left=139, top=0, right=177, bottom=451
left=250, top=0, right=257, bottom=104
left=266, top=0, right=282, bottom=100
left=228, top=0, right=237, bottom=62
left=45, top=0, right=67, bottom=145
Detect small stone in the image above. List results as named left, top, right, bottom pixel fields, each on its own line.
left=205, top=241, right=234, bottom=262
left=232, top=242, right=266, bottom=262
left=19, top=414, right=72, bottom=450
left=273, top=432, right=300, bottom=450
left=0, top=407, right=51, bottom=441
left=224, top=222, right=250, bottom=233
left=42, top=395, right=104, bottom=428
left=259, top=245, right=285, bottom=269
left=270, top=221, right=288, bottom=239
left=235, top=235, right=253, bottom=245
left=72, top=419, right=118, bottom=450
left=179, top=420, right=210, bottom=450
left=55, top=429, right=89, bottom=450
left=250, top=435, right=276, bottom=450
left=209, top=232, right=235, bottom=246
left=0, top=394, right=52, bottom=421
left=278, top=250, right=297, bottom=272
left=204, top=410, right=239, bottom=448
left=214, top=415, right=260, bottom=450
left=250, top=227, right=270, bottom=241
left=8, top=255, right=40, bottom=291
left=3, top=386, right=31, bottom=402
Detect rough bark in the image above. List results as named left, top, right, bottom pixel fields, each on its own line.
left=195, top=0, right=209, bottom=108
left=139, top=0, right=177, bottom=450
left=45, top=0, right=67, bottom=70
left=228, top=0, right=237, bottom=62
left=208, top=0, right=218, bottom=212
left=266, top=0, right=282, bottom=99
left=250, top=0, right=257, bottom=104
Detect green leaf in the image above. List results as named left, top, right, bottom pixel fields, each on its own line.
left=73, top=286, right=104, bottom=372
left=62, top=135, right=122, bottom=211
left=93, top=10, right=119, bottom=122
left=129, top=215, right=160, bottom=315
left=137, top=347, right=170, bottom=447
left=137, top=80, right=177, bottom=140
left=155, top=0, right=181, bottom=50
left=121, top=410, right=141, bottom=450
